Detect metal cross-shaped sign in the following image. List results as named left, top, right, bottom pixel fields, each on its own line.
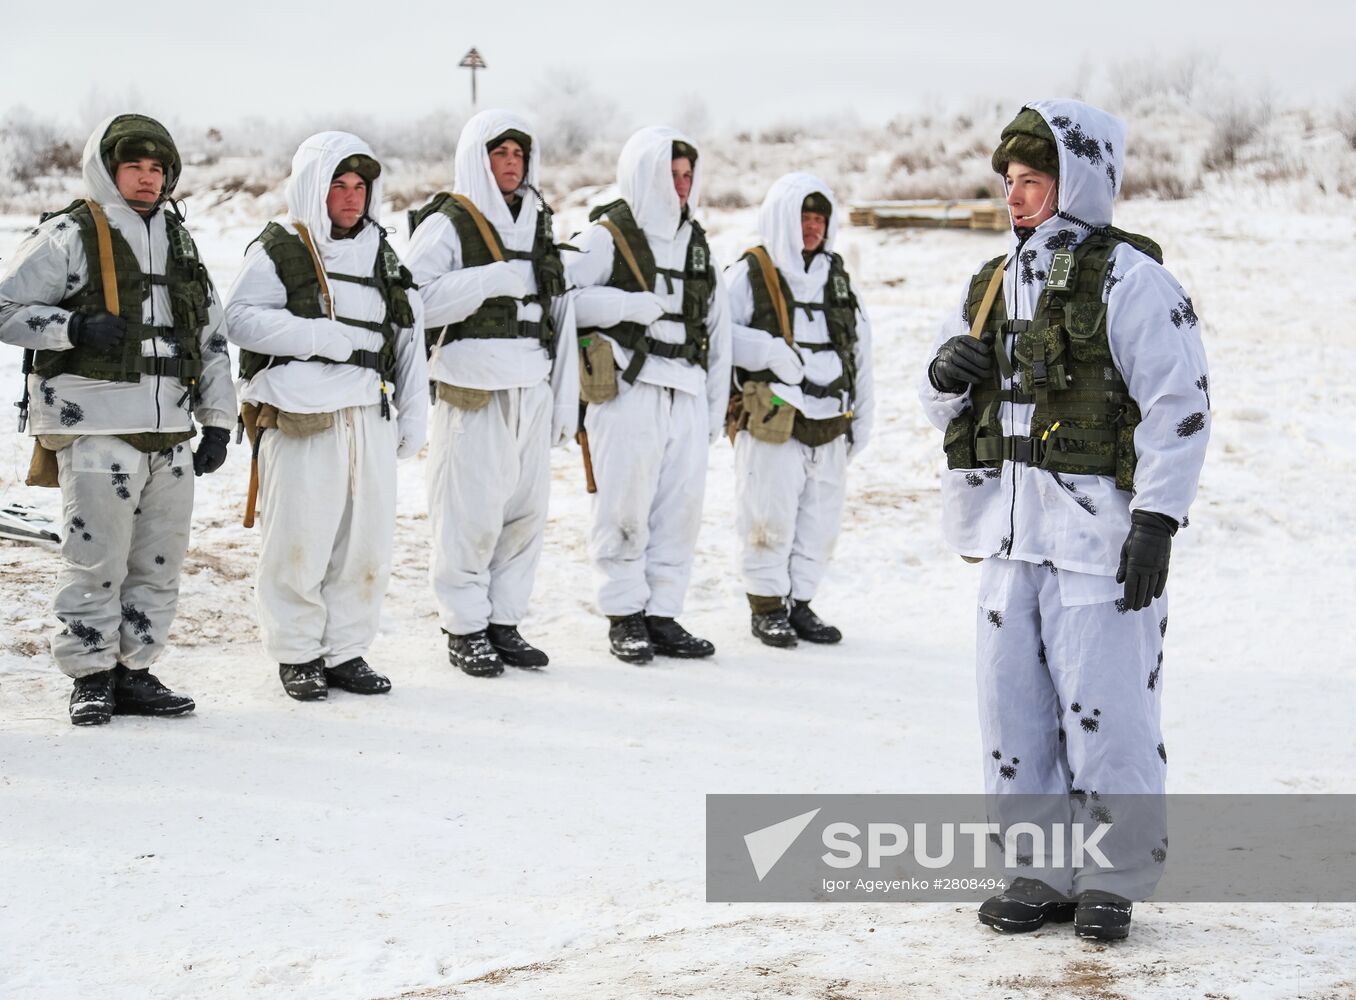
left=459, top=47, right=487, bottom=106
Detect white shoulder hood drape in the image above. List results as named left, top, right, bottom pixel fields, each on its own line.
left=758, top=171, right=839, bottom=300
left=285, top=131, right=384, bottom=263
left=453, top=109, right=540, bottom=254
left=617, top=126, right=702, bottom=240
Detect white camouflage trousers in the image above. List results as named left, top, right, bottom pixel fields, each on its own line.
left=426, top=383, right=552, bottom=636
left=585, top=381, right=708, bottom=618
left=51, top=435, right=194, bottom=678
left=976, top=556, right=1169, bottom=898
left=255, top=404, right=396, bottom=666
left=734, top=430, right=847, bottom=601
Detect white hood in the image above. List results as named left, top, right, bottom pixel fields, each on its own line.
left=1027, top=98, right=1126, bottom=231
left=617, top=126, right=702, bottom=239
left=284, top=131, right=384, bottom=259
left=757, top=172, right=839, bottom=299
left=453, top=109, right=540, bottom=253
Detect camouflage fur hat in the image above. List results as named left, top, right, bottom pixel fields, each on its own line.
left=486, top=128, right=532, bottom=165
left=100, top=114, right=181, bottom=194
left=671, top=139, right=699, bottom=164
left=991, top=107, right=1059, bottom=178
left=333, top=153, right=381, bottom=183
left=801, top=191, right=832, bottom=220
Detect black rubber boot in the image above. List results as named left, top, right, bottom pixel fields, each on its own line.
left=69, top=669, right=116, bottom=726
left=279, top=657, right=328, bottom=701
left=789, top=600, right=842, bottom=644
left=447, top=630, right=505, bottom=677
left=1074, top=889, right=1133, bottom=941
left=113, top=664, right=196, bottom=716
left=978, top=877, right=1076, bottom=933
left=486, top=624, right=549, bottom=669
left=645, top=616, right=715, bottom=659
left=751, top=609, right=798, bottom=648
left=324, top=657, right=391, bottom=694
left=608, top=612, right=653, bottom=664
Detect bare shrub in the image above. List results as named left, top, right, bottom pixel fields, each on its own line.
left=1203, top=94, right=1273, bottom=171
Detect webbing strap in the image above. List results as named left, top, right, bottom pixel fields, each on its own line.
left=336, top=316, right=387, bottom=334
left=745, top=246, right=791, bottom=345
left=327, top=271, right=379, bottom=288
left=83, top=199, right=120, bottom=316
left=133, top=356, right=203, bottom=379
left=969, top=258, right=1008, bottom=340
left=601, top=219, right=649, bottom=292
left=292, top=222, right=334, bottom=320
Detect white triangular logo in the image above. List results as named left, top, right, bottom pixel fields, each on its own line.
left=744, top=808, right=821, bottom=881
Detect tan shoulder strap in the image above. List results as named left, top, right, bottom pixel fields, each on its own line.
left=969, top=256, right=1009, bottom=339
left=745, top=246, right=791, bottom=344
left=83, top=200, right=120, bottom=316
left=291, top=221, right=334, bottom=320
left=449, top=193, right=506, bottom=264
left=599, top=218, right=649, bottom=292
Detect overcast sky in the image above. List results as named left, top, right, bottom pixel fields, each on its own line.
left=3, top=0, right=1351, bottom=135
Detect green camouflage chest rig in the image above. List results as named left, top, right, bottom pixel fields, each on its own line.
left=237, top=223, right=415, bottom=415
left=578, top=198, right=714, bottom=384
left=944, top=227, right=1162, bottom=490
left=406, top=191, right=565, bottom=359
left=33, top=199, right=212, bottom=388
left=740, top=248, right=859, bottom=407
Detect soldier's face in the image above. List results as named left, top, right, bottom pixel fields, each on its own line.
left=801, top=211, right=827, bottom=252
left=327, top=172, right=367, bottom=232
left=671, top=157, right=694, bottom=208
left=1005, top=162, right=1058, bottom=227
left=489, top=140, right=525, bottom=195
left=114, top=158, right=165, bottom=215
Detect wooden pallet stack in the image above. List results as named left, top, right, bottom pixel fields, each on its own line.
left=848, top=199, right=1009, bottom=231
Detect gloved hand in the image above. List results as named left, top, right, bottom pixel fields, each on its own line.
left=479, top=261, right=530, bottom=302
left=193, top=426, right=230, bottom=477
left=310, top=320, right=355, bottom=363
left=1116, top=509, right=1177, bottom=611
left=396, top=425, right=425, bottom=460
left=929, top=334, right=993, bottom=393
left=623, top=291, right=666, bottom=326
left=768, top=340, right=804, bottom=385
left=68, top=311, right=127, bottom=352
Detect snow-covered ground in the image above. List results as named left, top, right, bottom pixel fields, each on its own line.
left=2, top=169, right=1355, bottom=998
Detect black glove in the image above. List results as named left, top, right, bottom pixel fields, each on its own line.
left=929, top=334, right=994, bottom=393
left=1116, top=509, right=1178, bottom=611
left=68, top=311, right=128, bottom=352
left=193, top=426, right=230, bottom=477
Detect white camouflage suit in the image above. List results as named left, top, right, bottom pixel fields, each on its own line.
left=919, top=100, right=1210, bottom=898
left=564, top=127, right=732, bottom=619
left=405, top=110, right=578, bottom=638
left=226, top=132, right=427, bottom=668
left=725, top=173, right=874, bottom=603
left=0, top=116, right=236, bottom=680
